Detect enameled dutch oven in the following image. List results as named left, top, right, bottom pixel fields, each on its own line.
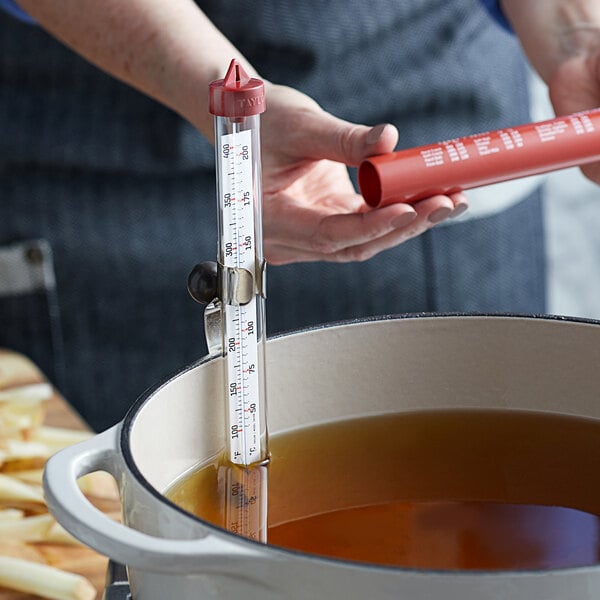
left=44, top=315, right=600, bottom=599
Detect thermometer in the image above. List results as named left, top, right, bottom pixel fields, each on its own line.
left=209, top=59, right=268, bottom=467
left=211, top=60, right=268, bottom=543
left=189, top=60, right=268, bottom=541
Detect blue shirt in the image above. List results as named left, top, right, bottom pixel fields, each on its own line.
left=1, top=0, right=512, bottom=30
left=478, top=0, right=512, bottom=31
left=0, top=0, right=35, bottom=24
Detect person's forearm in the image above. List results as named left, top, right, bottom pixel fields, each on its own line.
left=16, top=0, right=257, bottom=140
left=501, top=0, right=600, bottom=82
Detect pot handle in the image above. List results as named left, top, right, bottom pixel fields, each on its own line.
left=43, top=425, right=271, bottom=575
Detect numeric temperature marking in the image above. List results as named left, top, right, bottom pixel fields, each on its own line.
left=225, top=462, right=268, bottom=542
left=220, top=129, right=261, bottom=465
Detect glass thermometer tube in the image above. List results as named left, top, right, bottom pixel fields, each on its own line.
left=210, top=60, right=268, bottom=467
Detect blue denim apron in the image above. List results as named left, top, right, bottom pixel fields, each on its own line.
left=0, top=0, right=543, bottom=431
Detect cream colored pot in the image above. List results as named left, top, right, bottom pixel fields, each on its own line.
left=44, top=315, right=600, bottom=599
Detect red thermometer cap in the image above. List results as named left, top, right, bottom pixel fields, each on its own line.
left=209, top=59, right=265, bottom=118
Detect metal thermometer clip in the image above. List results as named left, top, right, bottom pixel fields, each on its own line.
left=188, top=59, right=268, bottom=468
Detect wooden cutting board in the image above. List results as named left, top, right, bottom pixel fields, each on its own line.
left=0, top=349, right=121, bottom=599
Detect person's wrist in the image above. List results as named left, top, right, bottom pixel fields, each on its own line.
left=502, top=0, right=600, bottom=82
left=551, top=1, right=600, bottom=70
left=557, top=23, right=600, bottom=63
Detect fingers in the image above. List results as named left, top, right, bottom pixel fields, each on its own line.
left=262, top=84, right=470, bottom=265
left=265, top=199, right=417, bottom=254
left=295, top=115, right=399, bottom=166
left=448, top=192, right=469, bottom=218
left=263, top=85, right=399, bottom=172
left=580, top=161, right=600, bottom=185
left=265, top=193, right=468, bottom=265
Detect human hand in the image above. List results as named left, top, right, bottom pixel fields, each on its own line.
left=549, top=44, right=600, bottom=185
left=502, top=0, right=600, bottom=187
left=260, top=84, right=468, bottom=265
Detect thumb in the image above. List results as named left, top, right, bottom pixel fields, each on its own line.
left=302, top=113, right=399, bottom=166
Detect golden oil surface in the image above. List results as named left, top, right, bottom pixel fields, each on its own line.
left=166, top=409, right=600, bottom=570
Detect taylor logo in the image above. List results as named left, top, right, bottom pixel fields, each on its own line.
left=237, top=97, right=265, bottom=108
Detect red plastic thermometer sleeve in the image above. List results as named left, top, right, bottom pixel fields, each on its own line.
left=358, top=108, right=600, bottom=207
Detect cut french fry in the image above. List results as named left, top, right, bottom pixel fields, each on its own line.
left=1, top=500, right=48, bottom=515
left=31, top=426, right=92, bottom=453
left=0, top=513, right=54, bottom=542
left=0, top=513, right=81, bottom=545
left=0, top=354, right=120, bottom=598
left=0, top=555, right=96, bottom=600
left=13, top=468, right=119, bottom=499
left=43, top=520, right=83, bottom=546
left=0, top=540, right=46, bottom=563
left=0, top=351, right=42, bottom=388
left=77, top=471, right=119, bottom=499
left=0, top=382, right=53, bottom=404
left=0, top=472, right=45, bottom=504
left=11, top=467, right=44, bottom=486
left=2, top=439, right=49, bottom=460
left=0, top=390, right=48, bottom=434
left=0, top=410, right=34, bottom=438
left=0, top=512, right=82, bottom=545
left=0, top=514, right=77, bottom=544
left=0, top=507, right=24, bottom=520
left=1, top=454, right=47, bottom=472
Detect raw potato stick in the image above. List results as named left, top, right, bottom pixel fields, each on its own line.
left=0, top=513, right=53, bottom=542
left=31, top=426, right=91, bottom=453
left=0, top=472, right=45, bottom=504
left=0, top=364, right=117, bottom=598
left=0, top=507, right=24, bottom=520
left=3, top=439, right=49, bottom=460
left=0, top=512, right=81, bottom=545
left=0, top=353, right=42, bottom=388
left=0, top=383, right=53, bottom=404
left=0, top=555, right=96, bottom=600
left=10, top=468, right=44, bottom=485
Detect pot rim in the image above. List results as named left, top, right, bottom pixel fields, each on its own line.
left=120, top=311, right=600, bottom=576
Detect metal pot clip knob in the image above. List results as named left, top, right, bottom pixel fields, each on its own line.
left=187, top=260, right=266, bottom=357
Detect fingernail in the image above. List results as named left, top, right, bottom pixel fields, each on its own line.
left=450, top=203, right=469, bottom=219
left=392, top=212, right=417, bottom=228
left=428, top=207, right=452, bottom=224
left=366, top=123, right=387, bottom=145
